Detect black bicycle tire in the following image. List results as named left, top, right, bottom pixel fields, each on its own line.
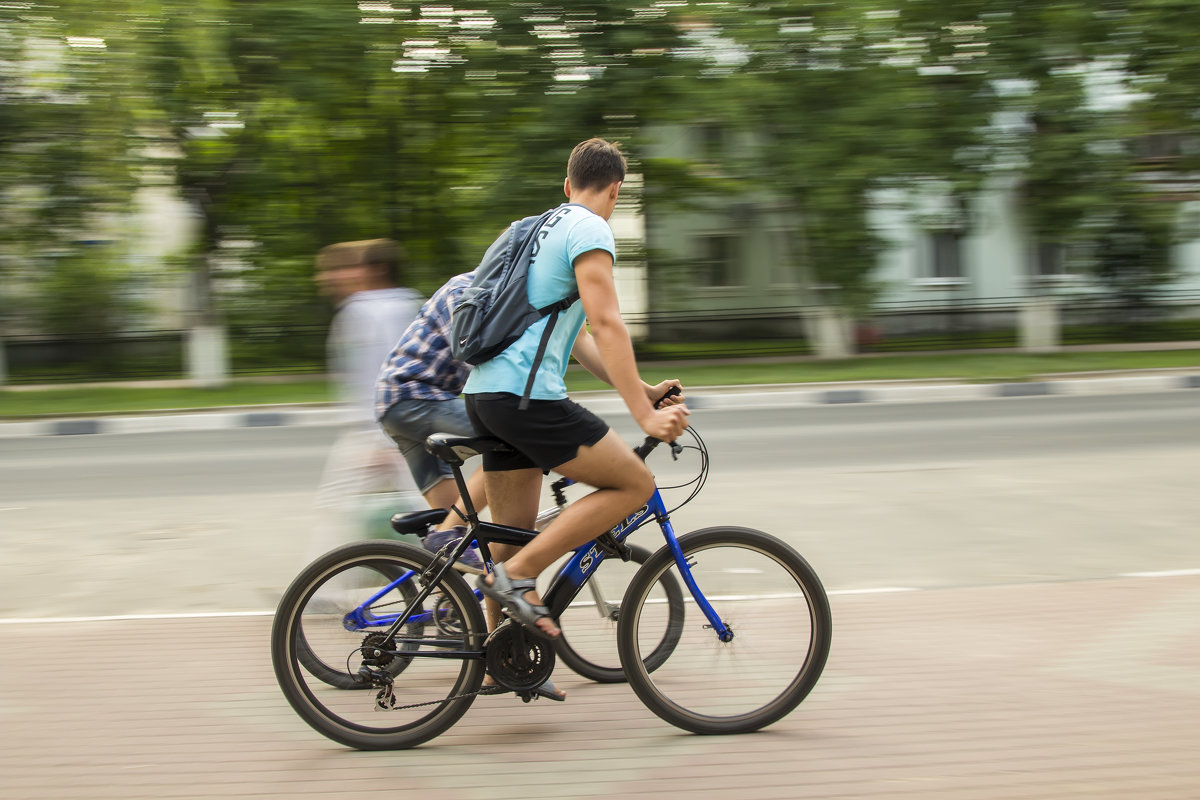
left=294, top=562, right=423, bottom=689
left=616, top=526, right=832, bottom=735
left=554, top=543, right=686, bottom=683
left=271, top=540, right=487, bottom=750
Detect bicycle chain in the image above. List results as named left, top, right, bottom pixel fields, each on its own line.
left=374, top=684, right=496, bottom=712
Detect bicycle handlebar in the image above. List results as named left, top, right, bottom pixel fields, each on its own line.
left=634, top=385, right=684, bottom=459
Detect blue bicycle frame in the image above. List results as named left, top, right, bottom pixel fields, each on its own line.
left=340, top=483, right=731, bottom=645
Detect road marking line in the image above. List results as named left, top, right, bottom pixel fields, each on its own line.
left=3, top=571, right=1196, bottom=625
left=829, top=587, right=917, bottom=595
left=1121, top=568, right=1200, bottom=578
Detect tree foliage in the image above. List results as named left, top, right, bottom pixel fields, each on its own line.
left=2, top=0, right=1198, bottom=342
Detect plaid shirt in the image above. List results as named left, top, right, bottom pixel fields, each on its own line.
left=374, top=272, right=474, bottom=419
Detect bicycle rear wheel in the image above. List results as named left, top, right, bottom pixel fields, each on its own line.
left=617, top=527, right=831, bottom=735
left=552, top=543, right=685, bottom=683
left=271, top=540, right=487, bottom=750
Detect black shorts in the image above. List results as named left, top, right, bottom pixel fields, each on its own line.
left=464, top=393, right=610, bottom=472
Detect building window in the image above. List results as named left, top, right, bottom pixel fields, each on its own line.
left=1032, top=241, right=1069, bottom=278
left=696, top=123, right=728, bottom=161
left=769, top=229, right=797, bottom=285
left=928, top=230, right=964, bottom=279
left=697, top=234, right=738, bottom=287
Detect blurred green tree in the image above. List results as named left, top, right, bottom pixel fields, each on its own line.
left=0, top=3, right=145, bottom=340
left=126, top=1, right=695, bottom=337
left=4, top=0, right=1199, bottom=376
left=897, top=1, right=1193, bottom=301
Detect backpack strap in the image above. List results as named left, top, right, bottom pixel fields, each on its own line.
left=518, top=293, right=580, bottom=410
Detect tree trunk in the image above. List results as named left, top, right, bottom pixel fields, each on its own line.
left=804, top=306, right=855, bottom=359
left=1019, top=296, right=1060, bottom=353
left=185, top=324, right=229, bottom=388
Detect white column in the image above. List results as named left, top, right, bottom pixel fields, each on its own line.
left=186, top=325, right=229, bottom=387
left=1019, top=296, right=1061, bottom=353
left=610, top=179, right=649, bottom=342
left=805, top=306, right=854, bottom=359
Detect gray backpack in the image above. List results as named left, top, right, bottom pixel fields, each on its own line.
left=450, top=204, right=580, bottom=409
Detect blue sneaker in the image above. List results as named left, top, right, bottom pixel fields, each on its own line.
left=423, top=526, right=484, bottom=574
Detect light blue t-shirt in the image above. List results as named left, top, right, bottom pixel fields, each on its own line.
left=463, top=203, right=616, bottom=400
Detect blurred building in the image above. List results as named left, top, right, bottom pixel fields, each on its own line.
left=641, top=123, right=1200, bottom=348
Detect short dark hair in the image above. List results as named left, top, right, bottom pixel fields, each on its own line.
left=361, top=239, right=403, bottom=285
left=567, top=138, right=626, bottom=192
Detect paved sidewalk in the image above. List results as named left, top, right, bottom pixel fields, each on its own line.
left=2, top=574, right=1197, bottom=799
left=2, top=367, right=1198, bottom=438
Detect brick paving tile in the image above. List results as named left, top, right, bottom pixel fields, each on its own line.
left=1, top=575, right=1197, bottom=800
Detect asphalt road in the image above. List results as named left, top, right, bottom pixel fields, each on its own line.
left=2, top=391, right=1197, bottom=618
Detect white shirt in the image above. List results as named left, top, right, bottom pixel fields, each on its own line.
left=329, top=287, right=422, bottom=425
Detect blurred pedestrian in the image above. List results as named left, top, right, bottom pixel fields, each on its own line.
left=309, top=239, right=423, bottom=560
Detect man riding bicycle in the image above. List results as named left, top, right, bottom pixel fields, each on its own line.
left=465, top=138, right=689, bottom=639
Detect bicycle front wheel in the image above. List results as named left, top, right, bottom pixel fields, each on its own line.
left=271, top=540, right=487, bottom=750
left=617, top=527, right=831, bottom=735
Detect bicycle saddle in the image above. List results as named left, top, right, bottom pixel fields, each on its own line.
left=390, top=508, right=449, bottom=535
left=424, top=433, right=513, bottom=465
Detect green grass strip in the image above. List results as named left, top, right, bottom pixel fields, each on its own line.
left=1, top=349, right=1197, bottom=419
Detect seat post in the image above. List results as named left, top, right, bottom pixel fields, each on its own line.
left=448, top=461, right=480, bottom=528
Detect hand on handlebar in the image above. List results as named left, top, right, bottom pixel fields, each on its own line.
left=644, top=405, right=689, bottom=442
left=647, top=379, right=684, bottom=409
left=639, top=382, right=689, bottom=442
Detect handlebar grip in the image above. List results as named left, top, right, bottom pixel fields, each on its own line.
left=654, top=385, right=682, bottom=409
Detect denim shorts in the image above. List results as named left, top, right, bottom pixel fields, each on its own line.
left=379, top=398, right=476, bottom=494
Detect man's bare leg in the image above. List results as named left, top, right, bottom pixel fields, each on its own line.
left=475, top=468, right=566, bottom=697
left=482, top=430, right=654, bottom=638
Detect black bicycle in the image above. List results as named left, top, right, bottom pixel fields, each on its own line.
left=293, top=498, right=682, bottom=688
left=272, top=417, right=831, bottom=749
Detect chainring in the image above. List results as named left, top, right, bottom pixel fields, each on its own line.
left=484, top=619, right=555, bottom=693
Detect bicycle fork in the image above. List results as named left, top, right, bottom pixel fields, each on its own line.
left=651, top=498, right=734, bottom=643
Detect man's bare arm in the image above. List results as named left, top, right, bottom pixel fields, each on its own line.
left=570, top=325, right=611, bottom=384
left=575, top=249, right=688, bottom=440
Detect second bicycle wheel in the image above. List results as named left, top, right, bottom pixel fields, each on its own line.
left=550, top=542, right=685, bottom=683
left=617, top=526, right=831, bottom=735
left=271, top=540, right=487, bottom=750
left=295, top=561, right=422, bottom=689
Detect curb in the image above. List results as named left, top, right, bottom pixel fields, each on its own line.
left=2, top=371, right=1197, bottom=439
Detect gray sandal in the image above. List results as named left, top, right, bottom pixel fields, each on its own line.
left=479, top=679, right=566, bottom=702
left=531, top=679, right=566, bottom=702
left=476, top=563, right=559, bottom=639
